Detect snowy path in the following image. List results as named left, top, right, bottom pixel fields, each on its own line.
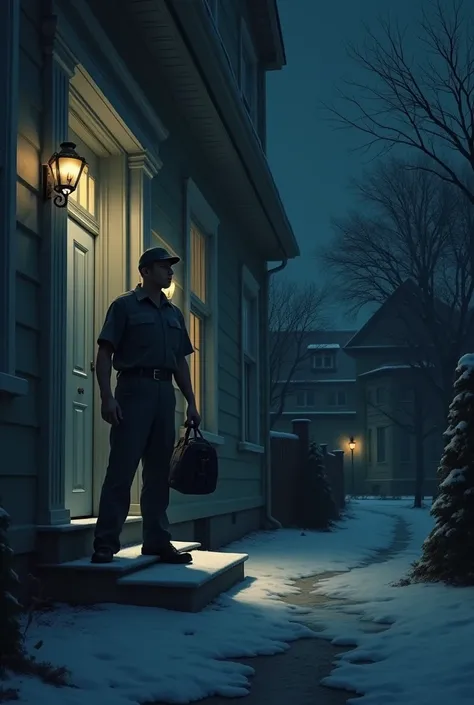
left=7, top=501, right=468, bottom=705
left=7, top=503, right=398, bottom=705
left=307, top=501, right=474, bottom=705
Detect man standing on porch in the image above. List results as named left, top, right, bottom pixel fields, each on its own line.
left=91, top=247, right=201, bottom=564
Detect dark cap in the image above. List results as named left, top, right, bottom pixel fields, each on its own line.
left=138, top=247, right=180, bottom=270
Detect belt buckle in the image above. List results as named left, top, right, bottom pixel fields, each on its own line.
left=153, top=369, right=161, bottom=381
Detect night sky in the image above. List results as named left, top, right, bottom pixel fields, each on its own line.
left=266, top=0, right=424, bottom=327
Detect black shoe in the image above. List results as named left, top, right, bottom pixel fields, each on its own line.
left=142, top=543, right=193, bottom=564
left=91, top=547, right=114, bottom=564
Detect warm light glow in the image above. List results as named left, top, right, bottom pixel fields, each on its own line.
left=48, top=142, right=87, bottom=205
left=163, top=280, right=176, bottom=300
left=349, top=436, right=356, bottom=451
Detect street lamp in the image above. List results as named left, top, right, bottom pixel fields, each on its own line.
left=349, top=436, right=356, bottom=495
left=43, top=142, right=87, bottom=208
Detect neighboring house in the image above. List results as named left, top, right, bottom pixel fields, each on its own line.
left=345, top=282, right=446, bottom=497
left=271, top=330, right=363, bottom=491
left=0, top=0, right=299, bottom=571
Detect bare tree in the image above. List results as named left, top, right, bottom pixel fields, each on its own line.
left=322, top=159, right=474, bottom=416
left=328, top=1, right=474, bottom=204
left=269, top=280, right=329, bottom=427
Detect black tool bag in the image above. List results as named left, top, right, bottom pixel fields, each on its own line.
left=169, top=426, right=219, bottom=495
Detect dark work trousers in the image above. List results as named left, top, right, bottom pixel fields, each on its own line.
left=94, top=375, right=176, bottom=554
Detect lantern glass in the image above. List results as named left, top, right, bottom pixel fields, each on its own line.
left=48, top=142, right=86, bottom=196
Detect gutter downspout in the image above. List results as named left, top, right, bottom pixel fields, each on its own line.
left=262, top=259, right=288, bottom=529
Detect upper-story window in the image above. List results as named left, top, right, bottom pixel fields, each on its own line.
left=327, top=390, right=347, bottom=407
left=240, top=20, right=258, bottom=121
left=312, top=352, right=336, bottom=371
left=296, top=390, right=315, bottom=407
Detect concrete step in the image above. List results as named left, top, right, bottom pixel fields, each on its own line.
left=118, top=550, right=249, bottom=612
left=37, top=541, right=201, bottom=605
left=36, top=515, right=144, bottom=564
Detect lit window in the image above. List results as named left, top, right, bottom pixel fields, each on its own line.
left=191, top=224, right=207, bottom=304
left=189, top=311, right=204, bottom=420
left=69, top=165, right=96, bottom=217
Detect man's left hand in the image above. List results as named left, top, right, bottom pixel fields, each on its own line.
left=186, top=404, right=201, bottom=428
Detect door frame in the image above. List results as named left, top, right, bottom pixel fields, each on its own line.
left=66, top=67, right=162, bottom=516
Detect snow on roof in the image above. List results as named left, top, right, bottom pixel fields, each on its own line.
left=307, top=344, right=341, bottom=350
left=359, top=364, right=411, bottom=378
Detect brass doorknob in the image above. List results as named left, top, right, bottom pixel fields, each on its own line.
left=77, top=387, right=85, bottom=394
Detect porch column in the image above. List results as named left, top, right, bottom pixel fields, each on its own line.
left=0, top=0, right=20, bottom=384
left=37, top=15, right=77, bottom=525
left=127, top=152, right=161, bottom=288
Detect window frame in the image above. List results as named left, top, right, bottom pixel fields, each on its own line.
left=376, top=426, right=387, bottom=464
left=312, top=352, right=336, bottom=371
left=184, top=179, right=224, bottom=446
left=327, top=389, right=347, bottom=407
left=296, top=390, right=315, bottom=408
left=367, top=428, right=373, bottom=465
left=239, top=266, right=262, bottom=452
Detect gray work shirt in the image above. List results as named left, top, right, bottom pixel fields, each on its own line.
left=97, top=285, right=194, bottom=372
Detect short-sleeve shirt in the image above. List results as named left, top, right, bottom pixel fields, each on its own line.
left=97, top=285, right=194, bottom=372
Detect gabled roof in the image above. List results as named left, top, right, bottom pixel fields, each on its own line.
left=345, top=279, right=420, bottom=349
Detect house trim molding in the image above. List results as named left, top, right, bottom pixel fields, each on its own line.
left=0, top=0, right=27, bottom=396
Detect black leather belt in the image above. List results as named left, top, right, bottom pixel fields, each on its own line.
left=119, top=368, right=173, bottom=381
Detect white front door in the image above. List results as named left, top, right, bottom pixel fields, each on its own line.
left=65, top=219, right=95, bottom=518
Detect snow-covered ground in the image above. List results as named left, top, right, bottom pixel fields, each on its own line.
left=5, top=500, right=473, bottom=705
left=8, top=505, right=395, bottom=705
left=312, top=500, right=474, bottom=705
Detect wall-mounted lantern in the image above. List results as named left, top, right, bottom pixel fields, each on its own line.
left=43, top=142, right=87, bottom=208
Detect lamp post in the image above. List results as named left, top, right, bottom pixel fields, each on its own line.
left=349, top=436, right=356, bottom=495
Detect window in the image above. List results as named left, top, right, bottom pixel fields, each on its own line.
left=186, top=179, right=221, bottom=442
left=376, top=427, right=387, bottom=463
left=375, top=386, right=388, bottom=404
left=327, top=390, right=347, bottom=407
left=367, top=428, right=373, bottom=464
left=189, top=224, right=209, bottom=423
left=240, top=21, right=257, bottom=120
left=69, top=165, right=96, bottom=217
left=312, top=353, right=336, bottom=371
left=296, top=390, right=315, bottom=407
left=400, top=430, right=412, bottom=462
left=366, top=388, right=373, bottom=404
left=241, top=267, right=260, bottom=446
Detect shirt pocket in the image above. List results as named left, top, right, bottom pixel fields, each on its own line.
left=167, top=317, right=182, bottom=355
left=128, top=311, right=156, bottom=347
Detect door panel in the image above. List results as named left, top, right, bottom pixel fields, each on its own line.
left=66, top=219, right=95, bottom=517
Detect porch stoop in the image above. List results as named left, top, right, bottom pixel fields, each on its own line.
left=37, top=542, right=249, bottom=612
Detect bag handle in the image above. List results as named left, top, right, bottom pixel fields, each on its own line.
left=184, top=423, right=203, bottom=443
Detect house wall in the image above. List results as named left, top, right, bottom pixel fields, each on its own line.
left=3, top=0, right=270, bottom=556
left=0, top=0, right=43, bottom=555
